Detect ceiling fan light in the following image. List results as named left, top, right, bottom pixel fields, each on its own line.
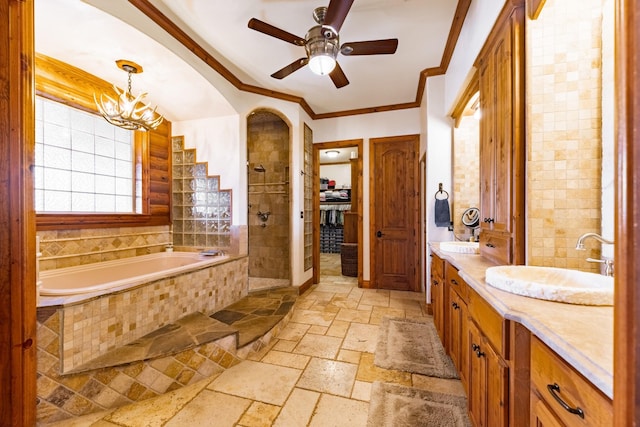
left=309, top=54, right=336, bottom=76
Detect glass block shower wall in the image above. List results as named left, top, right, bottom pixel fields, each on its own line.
left=303, top=123, right=313, bottom=271
left=171, top=136, right=232, bottom=248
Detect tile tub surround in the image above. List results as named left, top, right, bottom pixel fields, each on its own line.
left=50, top=256, right=248, bottom=374
left=35, top=279, right=297, bottom=424
left=430, top=243, right=613, bottom=398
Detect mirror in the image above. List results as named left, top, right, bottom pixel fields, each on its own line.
left=452, top=90, right=480, bottom=242
left=451, top=0, right=613, bottom=272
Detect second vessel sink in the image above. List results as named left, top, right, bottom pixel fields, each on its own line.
left=485, top=265, right=613, bottom=306
left=440, top=241, right=480, bottom=254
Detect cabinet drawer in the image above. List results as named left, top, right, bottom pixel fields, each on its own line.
left=445, top=262, right=468, bottom=302
left=468, top=287, right=507, bottom=357
left=530, top=337, right=612, bottom=427
left=480, top=231, right=511, bottom=265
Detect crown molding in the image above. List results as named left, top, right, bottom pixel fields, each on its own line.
left=128, top=0, right=471, bottom=120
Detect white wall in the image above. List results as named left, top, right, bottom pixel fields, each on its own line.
left=313, top=109, right=421, bottom=281
left=425, top=76, right=455, bottom=244
left=444, top=0, right=505, bottom=112
left=320, top=164, right=351, bottom=189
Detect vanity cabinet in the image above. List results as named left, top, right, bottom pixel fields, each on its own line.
left=530, top=337, right=612, bottom=427
left=430, top=254, right=446, bottom=343
left=476, top=1, right=525, bottom=265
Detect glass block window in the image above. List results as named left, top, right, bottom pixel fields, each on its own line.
left=303, top=123, right=313, bottom=271
left=34, top=96, right=135, bottom=213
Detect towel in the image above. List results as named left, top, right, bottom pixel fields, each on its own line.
left=435, top=199, right=451, bottom=227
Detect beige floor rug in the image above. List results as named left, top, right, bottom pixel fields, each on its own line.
left=374, top=317, right=458, bottom=378
left=367, top=382, right=471, bottom=427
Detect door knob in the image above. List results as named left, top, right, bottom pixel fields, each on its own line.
left=376, top=230, right=384, bottom=238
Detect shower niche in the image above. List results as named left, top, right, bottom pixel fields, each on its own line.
left=247, top=111, right=291, bottom=290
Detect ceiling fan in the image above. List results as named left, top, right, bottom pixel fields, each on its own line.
left=248, top=0, right=398, bottom=88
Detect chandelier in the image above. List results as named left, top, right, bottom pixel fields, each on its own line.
left=94, top=60, right=164, bottom=131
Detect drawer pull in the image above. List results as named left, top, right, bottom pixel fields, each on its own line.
left=451, top=302, right=459, bottom=309
left=486, top=243, right=496, bottom=248
left=547, top=383, right=585, bottom=419
left=451, top=279, right=459, bottom=285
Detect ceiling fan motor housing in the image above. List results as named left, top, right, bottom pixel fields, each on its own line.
left=305, top=25, right=340, bottom=60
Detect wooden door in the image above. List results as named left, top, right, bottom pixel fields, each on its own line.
left=370, top=135, right=419, bottom=291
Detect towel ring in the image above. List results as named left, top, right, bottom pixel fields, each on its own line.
left=435, top=183, right=449, bottom=200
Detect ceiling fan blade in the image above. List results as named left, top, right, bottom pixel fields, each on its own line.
left=323, top=0, right=354, bottom=36
left=248, top=18, right=306, bottom=46
left=340, top=39, right=399, bottom=56
left=329, top=62, right=349, bottom=88
left=271, top=58, right=309, bottom=79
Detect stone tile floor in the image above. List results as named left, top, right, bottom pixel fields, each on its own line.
left=45, top=273, right=465, bottom=427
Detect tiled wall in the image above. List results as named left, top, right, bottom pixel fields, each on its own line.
left=453, top=115, right=480, bottom=238
left=526, top=0, right=605, bottom=271
left=37, top=225, right=171, bottom=271
left=171, top=136, right=232, bottom=249
left=247, top=111, right=290, bottom=288
left=60, top=258, right=248, bottom=373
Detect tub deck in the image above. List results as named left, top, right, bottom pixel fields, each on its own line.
left=66, top=287, right=298, bottom=374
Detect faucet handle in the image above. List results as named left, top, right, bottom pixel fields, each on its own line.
left=586, top=258, right=614, bottom=277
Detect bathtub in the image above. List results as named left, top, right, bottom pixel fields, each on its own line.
left=39, top=251, right=229, bottom=296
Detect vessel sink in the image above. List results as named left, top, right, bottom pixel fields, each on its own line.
left=485, top=265, right=613, bottom=306
left=440, top=241, right=480, bottom=254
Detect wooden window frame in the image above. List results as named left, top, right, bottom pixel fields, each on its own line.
left=35, top=53, right=170, bottom=230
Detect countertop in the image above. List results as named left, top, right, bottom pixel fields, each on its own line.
left=430, top=243, right=613, bottom=399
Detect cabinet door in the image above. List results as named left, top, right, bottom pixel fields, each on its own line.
left=485, top=337, right=509, bottom=427
left=491, top=23, right=514, bottom=233
left=468, top=320, right=487, bottom=426
left=468, top=319, right=509, bottom=427
left=430, top=267, right=445, bottom=343
left=448, top=288, right=462, bottom=369
left=531, top=391, right=564, bottom=427
left=448, top=288, right=469, bottom=393
left=479, top=58, right=496, bottom=232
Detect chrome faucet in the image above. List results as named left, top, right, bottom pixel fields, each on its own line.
left=575, top=233, right=615, bottom=276
left=575, top=232, right=614, bottom=250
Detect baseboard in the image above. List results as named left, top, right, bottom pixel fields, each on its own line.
left=298, top=276, right=314, bottom=295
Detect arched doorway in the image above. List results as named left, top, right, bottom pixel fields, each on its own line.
left=246, top=110, right=291, bottom=290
